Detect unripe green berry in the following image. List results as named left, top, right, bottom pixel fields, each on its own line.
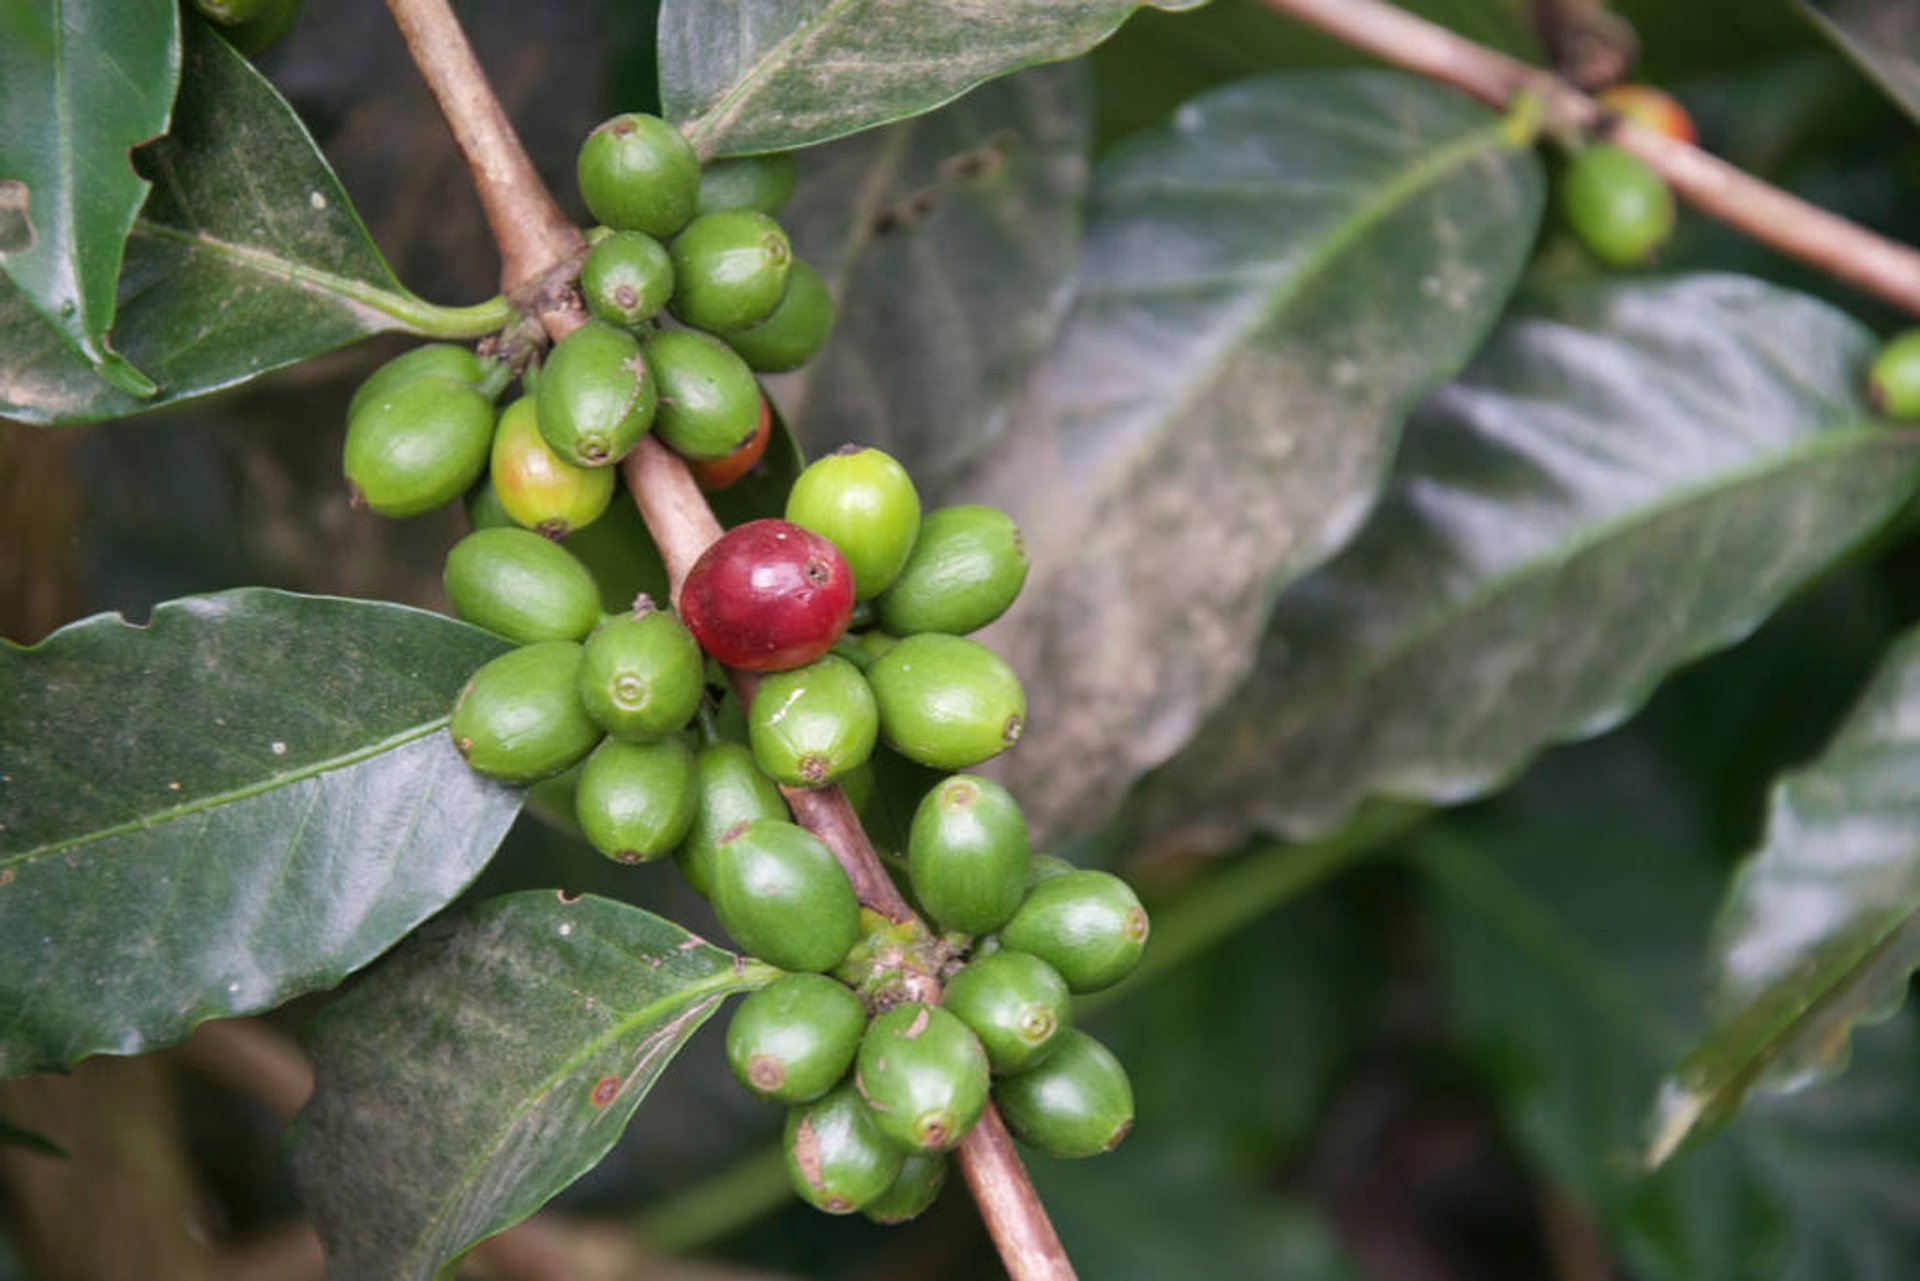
left=669, top=210, right=793, bottom=333
left=449, top=641, right=601, bottom=783
left=1869, top=329, right=1920, bottom=419
left=343, top=378, right=494, bottom=518
left=1560, top=143, right=1675, bottom=268
left=712, top=820, right=860, bottom=973
left=998, top=870, right=1149, bottom=994
left=942, top=951, right=1071, bottom=1075
left=577, top=605, right=704, bottom=742
left=785, top=1082, right=904, bottom=1214
left=748, top=655, right=878, bottom=788
left=464, top=479, right=515, bottom=532
left=867, top=634, right=1026, bottom=770
left=696, top=152, right=799, bottom=216
left=992, top=1028, right=1134, bottom=1159
left=907, top=774, right=1030, bottom=934
left=646, top=329, right=763, bottom=460
left=727, top=973, right=866, bottom=1104
left=443, top=528, right=602, bottom=644
left=785, top=446, right=921, bottom=601
left=581, top=231, right=675, bottom=328
left=864, top=1152, right=947, bottom=1225
left=724, top=259, right=835, bottom=373
left=855, top=1003, right=991, bottom=1153
left=536, top=321, right=658, bottom=467
left=1027, top=853, right=1077, bottom=887
left=675, top=741, right=790, bottom=897
left=875, top=505, right=1028, bottom=635
left=220, top=0, right=302, bottom=54
left=577, top=113, right=701, bottom=239
left=574, top=737, right=695, bottom=863
left=349, top=343, right=482, bottom=420
left=489, top=396, right=614, bottom=538
left=193, top=0, right=275, bottom=26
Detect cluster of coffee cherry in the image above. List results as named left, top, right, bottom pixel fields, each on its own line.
left=336, top=111, right=1148, bottom=1222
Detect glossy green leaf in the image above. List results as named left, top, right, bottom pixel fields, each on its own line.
left=0, top=22, right=505, bottom=427
left=0, top=0, right=179, bottom=396
left=1131, top=275, right=1920, bottom=853
left=1650, top=623, right=1920, bottom=1163
left=657, top=0, right=1203, bottom=157
left=959, top=71, right=1545, bottom=843
left=0, top=590, right=518, bottom=1077
left=774, top=62, right=1088, bottom=490
left=1804, top=1, right=1920, bottom=126
left=290, top=892, right=769, bottom=1281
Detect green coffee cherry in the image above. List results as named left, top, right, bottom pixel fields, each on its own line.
left=536, top=321, right=658, bottom=467
left=864, top=1152, right=947, bottom=1225
left=942, top=951, right=1071, bottom=1075
left=577, top=113, right=701, bottom=240
left=998, top=870, right=1148, bottom=994
left=221, top=0, right=302, bottom=54
left=712, top=819, right=860, bottom=973
left=785, top=1082, right=905, bottom=1215
left=747, top=655, right=878, bottom=788
left=907, top=774, right=1031, bottom=934
left=867, top=634, right=1026, bottom=770
left=443, top=528, right=602, bottom=644
left=1027, top=853, right=1077, bottom=887
left=727, top=973, right=866, bottom=1104
left=449, top=641, right=601, bottom=783
left=574, top=737, right=696, bottom=863
left=344, top=377, right=494, bottom=518
left=577, top=605, right=704, bottom=742
left=992, top=1029, right=1133, bottom=1159
left=855, top=1003, right=990, bottom=1153
left=560, top=496, right=673, bottom=614
left=696, top=153, right=799, bottom=216
left=1869, top=329, right=1920, bottom=419
left=489, top=396, right=614, bottom=538
left=349, top=343, right=482, bottom=420
left=676, top=741, right=790, bottom=897
left=785, top=447, right=921, bottom=601
left=1560, top=143, right=1675, bottom=268
left=724, top=260, right=835, bottom=373
left=875, top=505, right=1028, bottom=635
left=646, top=329, right=763, bottom=460
left=668, top=210, right=793, bottom=333
left=581, top=231, right=675, bottom=328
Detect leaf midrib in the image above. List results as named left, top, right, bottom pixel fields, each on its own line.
left=679, top=0, right=863, bottom=155
left=132, top=218, right=408, bottom=325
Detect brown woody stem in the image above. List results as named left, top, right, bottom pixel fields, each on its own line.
left=1260, top=0, right=1920, bottom=318
left=385, top=3, right=1072, bottom=1275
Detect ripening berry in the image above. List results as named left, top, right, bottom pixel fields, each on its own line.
left=1597, top=84, right=1697, bottom=145
left=449, top=641, right=601, bottom=784
left=711, top=819, right=860, bottom=973
left=573, top=737, right=696, bottom=863
left=785, top=446, right=921, bottom=601
left=689, top=397, right=773, bottom=491
left=679, top=519, right=856, bottom=672
left=727, top=973, right=866, bottom=1104
left=442, top=528, right=602, bottom=644
left=577, top=113, right=701, bottom=240
left=488, top=396, right=614, bottom=538
left=874, top=505, right=1028, bottom=635
left=992, top=1028, right=1134, bottom=1159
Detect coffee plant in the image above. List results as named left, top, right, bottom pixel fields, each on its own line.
left=5, top=1, right=1920, bottom=1278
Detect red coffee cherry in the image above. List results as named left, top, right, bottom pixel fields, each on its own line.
left=679, top=519, right=855, bottom=672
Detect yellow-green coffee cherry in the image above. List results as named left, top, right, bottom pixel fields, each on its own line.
left=696, top=152, right=799, bottom=217
left=443, top=528, right=602, bottom=644
left=449, top=641, right=601, bottom=783
left=1869, top=329, right=1920, bottom=419
left=863, top=1152, right=947, bottom=1225
left=724, top=260, right=835, bottom=373
left=942, top=951, right=1071, bottom=1074
left=536, top=321, right=658, bottom=467
left=574, top=737, right=696, bottom=863
left=992, top=1028, right=1134, bottom=1159
left=489, top=396, right=614, bottom=537
left=867, top=634, right=1026, bottom=770
left=577, top=605, right=704, bottom=742
left=348, top=343, right=482, bottom=420
left=668, top=210, right=793, bottom=333
left=747, top=655, right=878, bottom=788
left=576, top=113, right=701, bottom=240
left=712, top=819, right=860, bottom=973
left=875, top=505, right=1028, bottom=635
left=998, top=870, right=1149, bottom=994
left=676, top=741, right=790, bottom=898
left=344, top=376, right=494, bottom=518
left=726, top=973, right=866, bottom=1104
left=785, top=446, right=921, bottom=601
left=1560, top=143, right=1675, bottom=268
left=855, top=1003, right=991, bottom=1153
left=907, top=774, right=1031, bottom=934
left=581, top=231, right=675, bottom=328
left=646, top=329, right=763, bottom=460
left=785, top=1082, right=904, bottom=1214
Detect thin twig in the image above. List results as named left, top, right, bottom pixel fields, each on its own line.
left=1260, top=0, right=1920, bottom=318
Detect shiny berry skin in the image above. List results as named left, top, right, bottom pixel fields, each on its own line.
left=576, top=604, right=704, bottom=742
left=696, top=152, right=799, bottom=217
left=573, top=737, right=696, bottom=863
left=724, top=259, right=836, bottom=373
left=992, top=1028, right=1134, bottom=1159
left=647, top=328, right=763, bottom=461
left=449, top=641, right=601, bottom=784
left=998, top=870, right=1149, bottom=994
left=689, top=397, right=772, bottom=491
left=867, top=634, right=1026, bottom=770
left=748, top=654, right=878, bottom=787
left=907, top=774, right=1030, bottom=934
left=1560, top=143, right=1674, bottom=268
left=668, top=210, right=793, bottom=333
left=1597, top=84, right=1696, bottom=145
left=711, top=819, right=860, bottom=973
left=488, top=396, right=614, bottom=538
left=942, top=951, right=1071, bottom=1074
left=536, top=321, right=658, bottom=467
left=1869, top=329, right=1920, bottom=419
left=784, top=1082, right=904, bottom=1214
left=863, top=1152, right=947, bottom=1225
left=675, top=741, right=790, bottom=897
left=442, top=528, right=602, bottom=644
left=785, top=446, right=921, bottom=601
left=679, top=519, right=855, bottom=672
left=875, top=505, right=1028, bottom=635
left=576, top=113, right=701, bottom=240
left=343, top=377, right=494, bottom=518
left=580, top=230, right=675, bottom=328
left=348, top=343, right=482, bottom=421
left=855, top=1003, right=991, bottom=1153
left=726, top=973, right=866, bottom=1104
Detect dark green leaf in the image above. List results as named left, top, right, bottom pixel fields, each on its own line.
left=0, top=590, right=518, bottom=1077
left=0, top=22, right=503, bottom=427
left=0, top=0, right=179, bottom=395
left=1804, top=1, right=1920, bottom=127
left=1650, top=622, right=1920, bottom=1163
left=774, top=63, right=1088, bottom=489
left=961, top=71, right=1545, bottom=843
left=657, top=0, right=1202, bottom=157
left=1132, top=275, right=1920, bottom=853
left=290, top=892, right=769, bottom=1281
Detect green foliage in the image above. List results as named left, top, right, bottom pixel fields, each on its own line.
left=1805, top=0, right=1920, bottom=126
